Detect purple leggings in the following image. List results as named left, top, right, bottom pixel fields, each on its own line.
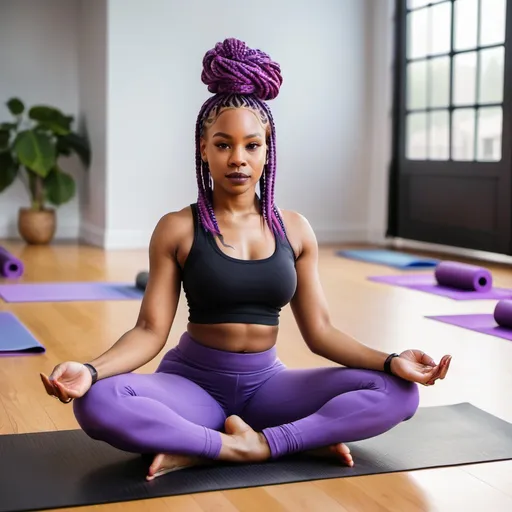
left=73, top=333, right=419, bottom=459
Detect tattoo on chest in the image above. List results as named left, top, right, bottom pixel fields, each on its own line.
left=217, top=234, right=235, bottom=250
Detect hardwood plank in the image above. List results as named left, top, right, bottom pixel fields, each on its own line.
left=224, top=488, right=288, bottom=512
left=462, top=461, right=512, bottom=498
left=264, top=482, right=350, bottom=511
left=47, top=497, right=175, bottom=512
left=313, top=477, right=398, bottom=512
left=401, top=467, right=512, bottom=510
left=193, top=491, right=242, bottom=511
left=0, top=395, right=14, bottom=434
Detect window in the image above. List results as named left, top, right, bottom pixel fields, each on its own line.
left=404, top=0, right=506, bottom=162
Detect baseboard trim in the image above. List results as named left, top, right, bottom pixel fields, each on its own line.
left=103, top=229, right=152, bottom=250
left=79, top=222, right=106, bottom=247
left=366, top=228, right=388, bottom=246
left=79, top=224, right=151, bottom=249
left=390, top=237, right=512, bottom=266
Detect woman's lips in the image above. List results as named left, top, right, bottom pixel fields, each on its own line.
left=226, top=172, right=250, bottom=184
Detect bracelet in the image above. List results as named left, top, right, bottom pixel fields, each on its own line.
left=384, top=353, right=400, bottom=375
left=83, top=363, right=98, bottom=384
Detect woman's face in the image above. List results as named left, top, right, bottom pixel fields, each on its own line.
left=200, top=108, right=268, bottom=195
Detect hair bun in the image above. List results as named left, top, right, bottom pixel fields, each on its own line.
left=201, top=38, right=283, bottom=101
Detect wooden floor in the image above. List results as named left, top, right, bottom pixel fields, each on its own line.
left=2, top=240, right=512, bottom=511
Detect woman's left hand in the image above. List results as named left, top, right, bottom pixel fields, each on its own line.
left=390, top=350, right=452, bottom=386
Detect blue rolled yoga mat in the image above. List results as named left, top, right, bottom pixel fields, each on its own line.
left=336, top=249, right=439, bottom=270
left=0, top=312, right=45, bottom=355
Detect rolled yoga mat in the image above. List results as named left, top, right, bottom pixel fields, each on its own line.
left=0, top=282, right=144, bottom=303
left=369, top=261, right=511, bottom=300
left=427, top=299, right=512, bottom=341
left=434, top=261, right=492, bottom=292
left=135, top=271, right=149, bottom=291
left=0, top=403, right=511, bottom=512
left=0, top=246, right=24, bottom=278
left=494, top=299, right=512, bottom=328
left=336, top=249, right=439, bottom=270
left=0, top=312, right=45, bottom=355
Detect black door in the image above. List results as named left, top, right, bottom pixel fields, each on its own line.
left=388, top=0, right=512, bottom=255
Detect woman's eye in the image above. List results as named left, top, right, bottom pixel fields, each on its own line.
left=215, top=142, right=260, bottom=151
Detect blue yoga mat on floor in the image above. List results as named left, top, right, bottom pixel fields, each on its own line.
left=0, top=312, right=45, bottom=355
left=336, top=249, right=439, bottom=270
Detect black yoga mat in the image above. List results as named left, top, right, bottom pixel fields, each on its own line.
left=1, top=403, right=511, bottom=512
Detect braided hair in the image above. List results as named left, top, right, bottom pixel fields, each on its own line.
left=195, top=38, right=285, bottom=238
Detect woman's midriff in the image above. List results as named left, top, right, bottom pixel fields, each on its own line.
left=186, top=322, right=279, bottom=353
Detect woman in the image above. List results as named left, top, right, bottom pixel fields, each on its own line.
left=40, top=38, right=451, bottom=481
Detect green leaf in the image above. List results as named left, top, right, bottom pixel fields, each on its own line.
left=7, top=98, right=24, bottom=116
left=56, top=132, right=91, bottom=167
left=0, top=123, right=17, bottom=130
left=0, top=152, right=18, bottom=192
left=55, top=138, right=72, bottom=156
left=13, top=130, right=56, bottom=177
left=29, top=106, right=72, bottom=135
left=44, top=166, right=75, bottom=206
left=0, top=129, right=10, bottom=150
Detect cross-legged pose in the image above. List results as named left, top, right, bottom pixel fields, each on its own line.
left=40, top=38, right=451, bottom=481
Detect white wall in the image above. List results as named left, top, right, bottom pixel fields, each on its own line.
left=0, top=0, right=82, bottom=239
left=1, top=0, right=390, bottom=248
left=366, top=0, right=395, bottom=244
left=78, top=0, right=108, bottom=246
left=101, top=0, right=374, bottom=248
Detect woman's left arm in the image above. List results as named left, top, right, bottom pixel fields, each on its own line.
left=287, top=212, right=451, bottom=384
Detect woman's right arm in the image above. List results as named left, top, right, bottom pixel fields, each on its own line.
left=86, top=213, right=183, bottom=380
left=40, top=212, right=184, bottom=400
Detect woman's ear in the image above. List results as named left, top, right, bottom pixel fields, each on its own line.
left=200, top=138, right=207, bottom=162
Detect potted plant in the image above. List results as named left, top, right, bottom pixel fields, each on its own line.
left=0, top=97, right=90, bottom=244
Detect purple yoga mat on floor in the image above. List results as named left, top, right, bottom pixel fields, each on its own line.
left=368, top=274, right=512, bottom=300
left=428, top=299, right=512, bottom=341
left=0, top=312, right=45, bottom=354
left=427, top=314, right=512, bottom=342
left=0, top=282, right=144, bottom=303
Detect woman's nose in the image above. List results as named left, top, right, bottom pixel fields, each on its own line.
left=228, top=147, right=246, bottom=167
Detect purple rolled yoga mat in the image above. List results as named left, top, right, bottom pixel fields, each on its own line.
left=494, top=300, right=512, bottom=329
left=0, top=246, right=24, bottom=278
left=368, top=274, right=512, bottom=300
left=434, top=261, right=492, bottom=292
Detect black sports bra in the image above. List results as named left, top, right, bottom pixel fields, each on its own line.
left=180, top=204, right=297, bottom=326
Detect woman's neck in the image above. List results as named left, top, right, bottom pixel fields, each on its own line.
left=212, top=188, right=260, bottom=216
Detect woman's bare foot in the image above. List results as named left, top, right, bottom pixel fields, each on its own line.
left=306, top=443, right=354, bottom=467
left=218, top=415, right=271, bottom=462
left=146, top=416, right=270, bottom=481
left=146, top=453, right=208, bottom=481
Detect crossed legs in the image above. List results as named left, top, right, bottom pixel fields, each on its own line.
left=73, top=365, right=419, bottom=478
left=242, top=366, right=419, bottom=458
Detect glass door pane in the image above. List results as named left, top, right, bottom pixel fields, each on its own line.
left=405, top=0, right=507, bottom=162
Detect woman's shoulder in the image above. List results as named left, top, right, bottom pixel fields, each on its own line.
left=150, top=205, right=195, bottom=250
left=278, top=209, right=317, bottom=259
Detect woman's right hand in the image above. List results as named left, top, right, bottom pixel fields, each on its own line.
left=40, top=362, right=93, bottom=403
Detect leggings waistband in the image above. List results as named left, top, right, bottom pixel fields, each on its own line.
left=174, top=332, right=279, bottom=373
